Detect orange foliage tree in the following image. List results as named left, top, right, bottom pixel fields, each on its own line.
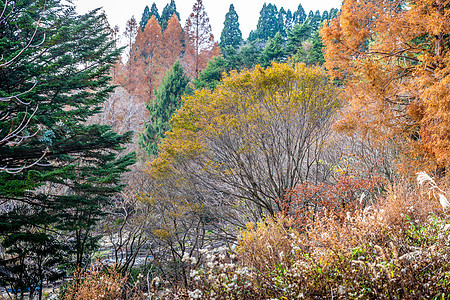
left=321, top=0, right=450, bottom=175
left=160, top=14, right=183, bottom=70
left=183, top=0, right=220, bottom=78
left=130, top=15, right=163, bottom=101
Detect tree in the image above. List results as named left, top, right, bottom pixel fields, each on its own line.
left=160, top=14, right=183, bottom=70
left=183, top=0, right=219, bottom=78
left=250, top=3, right=280, bottom=41
left=160, top=0, right=180, bottom=32
left=286, top=22, right=312, bottom=56
left=131, top=15, right=163, bottom=100
left=219, top=4, right=243, bottom=49
left=139, top=61, right=190, bottom=156
left=0, top=1, right=134, bottom=297
left=139, top=3, right=160, bottom=31
left=294, top=31, right=325, bottom=66
left=140, top=5, right=151, bottom=30
left=293, top=4, right=307, bottom=24
left=321, top=0, right=450, bottom=175
left=149, top=62, right=339, bottom=218
left=259, top=32, right=286, bottom=67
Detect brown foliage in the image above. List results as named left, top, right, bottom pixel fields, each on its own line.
left=160, top=14, right=183, bottom=69
left=321, top=0, right=450, bottom=175
left=183, top=0, right=220, bottom=78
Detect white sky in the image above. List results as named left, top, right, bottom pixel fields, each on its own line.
left=73, top=0, right=342, bottom=42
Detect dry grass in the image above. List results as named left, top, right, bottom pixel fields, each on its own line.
left=167, top=175, right=450, bottom=299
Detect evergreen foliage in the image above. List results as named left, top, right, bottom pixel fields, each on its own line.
left=160, top=0, right=180, bottom=31
left=0, top=0, right=134, bottom=296
left=219, top=4, right=243, bottom=49
left=140, top=61, right=190, bottom=156
left=140, top=4, right=161, bottom=32
left=293, top=4, right=307, bottom=24
left=260, top=32, right=286, bottom=67
left=250, top=3, right=280, bottom=41
left=140, top=5, right=150, bottom=30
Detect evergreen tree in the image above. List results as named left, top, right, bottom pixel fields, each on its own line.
left=140, top=61, right=190, bottom=156
left=286, top=22, right=312, bottom=56
left=140, top=5, right=150, bottom=30
left=250, top=3, right=280, bottom=41
left=293, top=4, right=306, bottom=24
left=160, top=0, right=180, bottom=31
left=239, top=41, right=261, bottom=68
left=277, top=7, right=287, bottom=37
left=321, top=10, right=329, bottom=22
left=140, top=4, right=160, bottom=31
left=259, top=32, right=286, bottom=67
left=194, top=56, right=229, bottom=90
left=150, top=3, right=160, bottom=22
left=0, top=0, right=134, bottom=296
left=220, top=4, right=243, bottom=49
left=311, top=10, right=322, bottom=31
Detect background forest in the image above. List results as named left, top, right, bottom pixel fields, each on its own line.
left=0, top=0, right=449, bottom=299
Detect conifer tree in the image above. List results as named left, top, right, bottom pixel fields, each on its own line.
left=293, top=4, right=307, bottom=24
left=140, top=5, right=151, bottom=30
left=132, top=15, right=163, bottom=100
left=286, top=22, right=312, bottom=55
left=251, top=3, right=280, bottom=41
left=160, top=14, right=183, bottom=69
left=220, top=4, right=243, bottom=49
left=277, top=7, right=288, bottom=37
left=139, top=61, right=190, bottom=156
left=184, top=0, right=219, bottom=78
left=160, top=0, right=180, bottom=31
left=259, top=32, right=286, bottom=67
left=0, top=0, right=134, bottom=296
left=150, top=3, right=160, bottom=22
left=140, top=3, right=160, bottom=31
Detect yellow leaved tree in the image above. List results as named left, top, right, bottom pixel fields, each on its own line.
left=148, top=62, right=339, bottom=217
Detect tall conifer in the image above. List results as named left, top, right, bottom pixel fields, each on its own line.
left=220, top=4, right=243, bottom=49
left=160, top=0, right=180, bottom=31
left=139, top=61, right=190, bottom=156
left=0, top=0, right=134, bottom=296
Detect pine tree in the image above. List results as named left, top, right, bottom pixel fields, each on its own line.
left=184, top=0, right=218, bottom=78
left=251, top=3, right=280, bottom=41
left=293, top=4, right=307, bottom=24
left=150, top=3, right=160, bottom=22
left=277, top=7, right=288, bottom=37
left=259, top=32, right=286, bottom=67
left=140, top=4, right=160, bottom=31
left=160, top=0, right=180, bottom=32
left=140, top=5, right=150, bottom=30
left=139, top=61, right=190, bottom=156
left=286, top=22, right=312, bottom=56
left=0, top=0, right=134, bottom=296
left=220, top=4, right=243, bottom=49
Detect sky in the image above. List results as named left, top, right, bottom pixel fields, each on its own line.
left=73, top=0, right=342, bottom=42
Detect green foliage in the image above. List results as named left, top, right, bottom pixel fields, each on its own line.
left=0, top=0, right=134, bottom=295
left=293, top=31, right=325, bottom=66
left=140, top=3, right=160, bottom=30
left=259, top=32, right=286, bottom=68
left=193, top=56, right=229, bottom=90
left=219, top=4, right=243, bottom=49
left=160, top=0, right=180, bottom=32
left=293, top=4, right=307, bottom=24
left=250, top=3, right=281, bottom=41
left=139, top=61, right=190, bottom=156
